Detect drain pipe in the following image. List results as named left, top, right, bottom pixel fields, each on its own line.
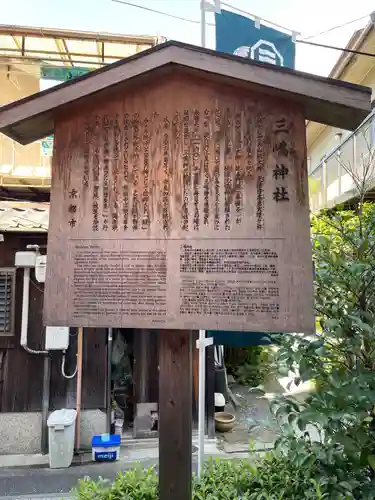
left=20, top=267, right=47, bottom=355
left=41, top=354, right=51, bottom=454
left=20, top=265, right=49, bottom=452
left=75, top=327, right=83, bottom=450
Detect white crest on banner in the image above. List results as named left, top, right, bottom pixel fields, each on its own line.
left=233, top=46, right=250, bottom=57
left=251, top=40, right=284, bottom=65
left=233, top=40, right=284, bottom=66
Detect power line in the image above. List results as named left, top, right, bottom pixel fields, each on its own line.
left=302, top=14, right=370, bottom=40
left=220, top=1, right=298, bottom=34
left=297, top=38, right=375, bottom=59
left=111, top=0, right=215, bottom=26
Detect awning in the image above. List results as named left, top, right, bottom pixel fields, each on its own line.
left=0, top=24, right=161, bottom=76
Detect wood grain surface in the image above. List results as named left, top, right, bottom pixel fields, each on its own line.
left=44, top=73, right=314, bottom=333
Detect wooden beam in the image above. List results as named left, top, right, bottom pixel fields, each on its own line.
left=0, top=53, right=103, bottom=69
left=96, top=41, right=102, bottom=64
left=11, top=35, right=22, bottom=52
left=0, top=46, right=121, bottom=61
left=62, top=39, right=74, bottom=67
left=55, top=39, right=71, bottom=68
left=159, top=330, right=192, bottom=500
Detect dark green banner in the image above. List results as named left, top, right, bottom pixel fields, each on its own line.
left=215, top=9, right=295, bottom=69
left=208, top=331, right=277, bottom=347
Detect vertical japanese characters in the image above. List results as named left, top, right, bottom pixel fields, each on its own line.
left=92, top=115, right=100, bottom=232
left=256, top=114, right=265, bottom=231
left=272, top=117, right=291, bottom=203
left=112, top=114, right=120, bottom=231
left=192, top=109, right=200, bottom=231
left=131, top=113, right=140, bottom=231
left=66, top=106, right=294, bottom=234
left=123, top=114, right=130, bottom=231
left=203, top=109, right=210, bottom=227
left=163, top=116, right=170, bottom=231
left=142, top=117, right=151, bottom=230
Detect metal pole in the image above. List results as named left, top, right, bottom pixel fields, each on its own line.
left=197, top=329, right=206, bottom=478
left=75, top=327, right=83, bottom=450
left=200, top=0, right=206, bottom=48
left=106, top=328, right=113, bottom=434
left=41, top=353, right=51, bottom=454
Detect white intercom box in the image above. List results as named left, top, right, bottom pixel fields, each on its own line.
left=45, top=326, right=70, bottom=351
left=35, top=255, right=47, bottom=283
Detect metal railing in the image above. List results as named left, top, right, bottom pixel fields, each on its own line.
left=309, top=111, right=375, bottom=212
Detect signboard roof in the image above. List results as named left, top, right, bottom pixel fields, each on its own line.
left=0, top=40, right=371, bottom=145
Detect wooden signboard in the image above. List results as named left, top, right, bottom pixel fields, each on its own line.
left=44, top=74, right=314, bottom=333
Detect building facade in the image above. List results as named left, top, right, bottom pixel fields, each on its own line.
left=307, top=22, right=375, bottom=212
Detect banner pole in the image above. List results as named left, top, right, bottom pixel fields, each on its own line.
left=200, top=0, right=206, bottom=47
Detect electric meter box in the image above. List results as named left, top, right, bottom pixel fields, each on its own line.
left=15, top=251, right=36, bottom=268
left=45, top=327, right=70, bottom=351
left=35, top=255, right=47, bottom=283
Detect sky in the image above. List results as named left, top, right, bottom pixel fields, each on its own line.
left=1, top=0, right=375, bottom=77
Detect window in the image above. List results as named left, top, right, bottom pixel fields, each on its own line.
left=0, top=268, right=16, bottom=336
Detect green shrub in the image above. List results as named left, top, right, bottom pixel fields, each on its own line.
left=267, top=202, right=375, bottom=499
left=72, top=453, right=371, bottom=500
left=72, top=466, right=158, bottom=500
left=225, top=346, right=273, bottom=386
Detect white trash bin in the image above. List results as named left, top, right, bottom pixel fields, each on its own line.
left=47, top=408, right=77, bottom=469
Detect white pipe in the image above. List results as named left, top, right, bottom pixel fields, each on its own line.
left=20, top=267, right=47, bottom=355
left=200, top=0, right=206, bottom=48
left=197, top=328, right=206, bottom=478
left=20, top=267, right=30, bottom=348
left=61, top=351, right=78, bottom=379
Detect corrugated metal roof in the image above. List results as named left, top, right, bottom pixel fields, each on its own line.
left=0, top=201, right=49, bottom=232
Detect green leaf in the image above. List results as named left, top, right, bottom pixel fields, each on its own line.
left=338, top=481, right=353, bottom=491
left=368, top=455, right=375, bottom=471
left=297, top=418, right=306, bottom=431
left=288, top=413, right=297, bottom=426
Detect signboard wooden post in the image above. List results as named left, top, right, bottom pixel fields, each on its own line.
left=0, top=40, right=370, bottom=500
left=159, top=329, right=192, bottom=500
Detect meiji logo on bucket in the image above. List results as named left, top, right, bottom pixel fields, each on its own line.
left=95, top=451, right=117, bottom=461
